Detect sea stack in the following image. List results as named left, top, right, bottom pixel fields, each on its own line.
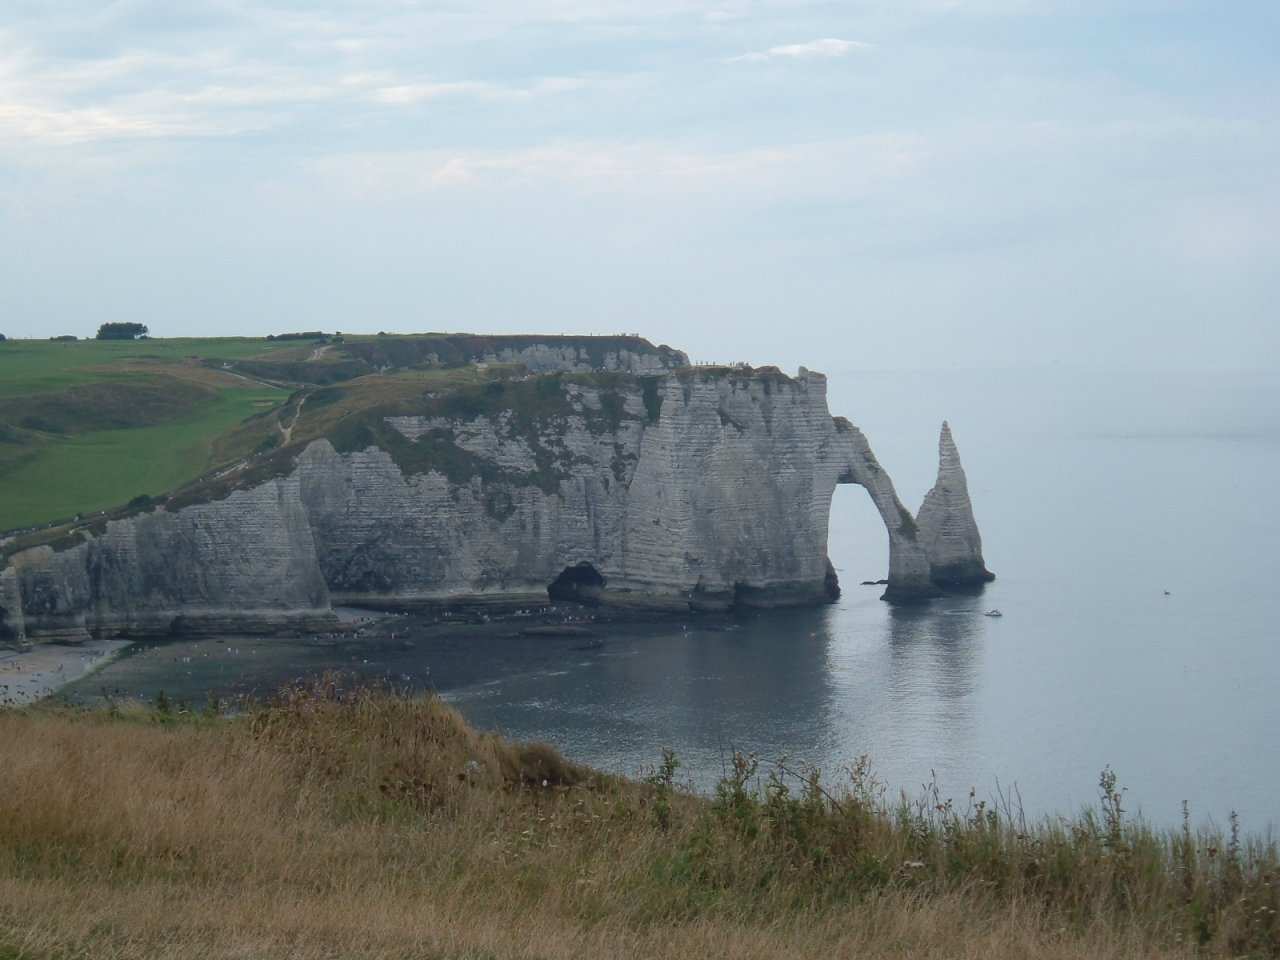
left=915, top=421, right=995, bottom=588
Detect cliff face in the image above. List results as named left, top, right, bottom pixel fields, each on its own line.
left=8, top=479, right=334, bottom=642
left=291, top=369, right=845, bottom=611
left=479, top=342, right=686, bottom=375
left=0, top=366, right=991, bottom=644
left=0, top=567, right=24, bottom=645
left=222, top=335, right=689, bottom=385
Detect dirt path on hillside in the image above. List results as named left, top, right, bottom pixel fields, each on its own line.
left=278, top=393, right=308, bottom=444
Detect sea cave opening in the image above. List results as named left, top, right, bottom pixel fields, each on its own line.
left=547, top=562, right=607, bottom=605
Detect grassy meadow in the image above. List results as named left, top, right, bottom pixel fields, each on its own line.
left=0, top=682, right=1275, bottom=960
left=0, top=338, right=290, bottom=531
left=0, top=338, right=285, bottom=399
left=0, top=384, right=284, bottom=530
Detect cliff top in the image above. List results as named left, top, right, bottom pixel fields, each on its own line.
left=0, top=333, right=691, bottom=546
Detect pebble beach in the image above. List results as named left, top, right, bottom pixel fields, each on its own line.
left=0, top=639, right=131, bottom=706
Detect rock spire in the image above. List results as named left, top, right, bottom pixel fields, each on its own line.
left=914, top=421, right=995, bottom=588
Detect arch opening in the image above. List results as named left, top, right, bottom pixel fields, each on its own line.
left=828, top=483, right=891, bottom=590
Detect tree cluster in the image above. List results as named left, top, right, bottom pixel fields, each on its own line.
left=96, top=322, right=149, bottom=341
left=266, top=331, right=329, bottom=341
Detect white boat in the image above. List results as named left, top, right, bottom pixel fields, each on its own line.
left=983, top=609, right=1003, bottom=617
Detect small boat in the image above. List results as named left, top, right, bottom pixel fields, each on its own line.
left=983, top=609, right=1003, bottom=618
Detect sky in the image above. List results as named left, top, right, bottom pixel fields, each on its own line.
left=1, top=0, right=1277, bottom=372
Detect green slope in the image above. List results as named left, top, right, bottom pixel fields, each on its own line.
left=0, top=383, right=284, bottom=530
left=0, top=337, right=286, bottom=398
left=0, top=338, right=288, bottom=531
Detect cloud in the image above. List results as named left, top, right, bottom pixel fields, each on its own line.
left=370, top=76, right=586, bottom=106
left=728, top=38, right=872, bottom=63
left=303, top=133, right=930, bottom=202
left=0, top=13, right=588, bottom=147
left=0, top=27, right=341, bottom=144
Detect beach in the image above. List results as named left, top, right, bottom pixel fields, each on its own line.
left=0, top=639, right=131, bottom=706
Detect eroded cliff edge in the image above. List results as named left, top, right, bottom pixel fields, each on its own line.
left=0, top=362, right=992, bottom=643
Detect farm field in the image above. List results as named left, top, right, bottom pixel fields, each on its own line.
left=0, top=338, right=289, bottom=531
left=0, top=337, right=286, bottom=397
left=0, top=383, right=284, bottom=530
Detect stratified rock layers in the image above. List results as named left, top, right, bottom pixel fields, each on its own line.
left=9, top=479, right=334, bottom=642
left=1, top=368, right=992, bottom=643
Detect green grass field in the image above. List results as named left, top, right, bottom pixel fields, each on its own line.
left=0, top=338, right=288, bottom=531
left=0, top=383, right=284, bottom=530
left=0, top=336, right=506, bottom=532
left=0, top=337, right=285, bottom=398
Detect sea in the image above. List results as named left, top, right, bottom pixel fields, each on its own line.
left=59, top=366, right=1280, bottom=833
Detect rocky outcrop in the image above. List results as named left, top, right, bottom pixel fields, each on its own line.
left=2, top=365, right=992, bottom=643
left=0, top=567, right=26, bottom=645
left=830, top=417, right=942, bottom=604
left=224, top=335, right=689, bottom=385
left=480, top=342, right=686, bottom=375
left=8, top=479, right=335, bottom=641
left=915, top=422, right=994, bottom=588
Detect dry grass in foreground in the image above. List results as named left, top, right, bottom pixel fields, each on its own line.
left=0, top=678, right=1275, bottom=960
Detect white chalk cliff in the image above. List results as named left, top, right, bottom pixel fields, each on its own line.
left=0, top=364, right=992, bottom=644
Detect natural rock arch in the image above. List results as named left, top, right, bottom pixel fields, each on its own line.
left=832, top=419, right=992, bottom=602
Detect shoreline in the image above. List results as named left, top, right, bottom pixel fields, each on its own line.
left=0, top=638, right=132, bottom=706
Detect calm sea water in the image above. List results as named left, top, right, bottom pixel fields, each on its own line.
left=61, top=367, right=1280, bottom=831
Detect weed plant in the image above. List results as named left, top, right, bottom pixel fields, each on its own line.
left=0, top=677, right=1275, bottom=959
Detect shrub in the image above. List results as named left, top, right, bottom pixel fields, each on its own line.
left=96, top=322, right=149, bottom=340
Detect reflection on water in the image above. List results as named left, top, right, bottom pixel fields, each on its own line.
left=820, top=597, right=987, bottom=805
left=442, top=609, right=843, bottom=788
left=887, top=601, right=984, bottom=702
left=63, top=602, right=992, bottom=798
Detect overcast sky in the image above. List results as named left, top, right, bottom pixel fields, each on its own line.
left=1, top=0, right=1276, bottom=371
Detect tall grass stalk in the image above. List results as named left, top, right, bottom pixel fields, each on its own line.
left=0, top=679, right=1274, bottom=959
